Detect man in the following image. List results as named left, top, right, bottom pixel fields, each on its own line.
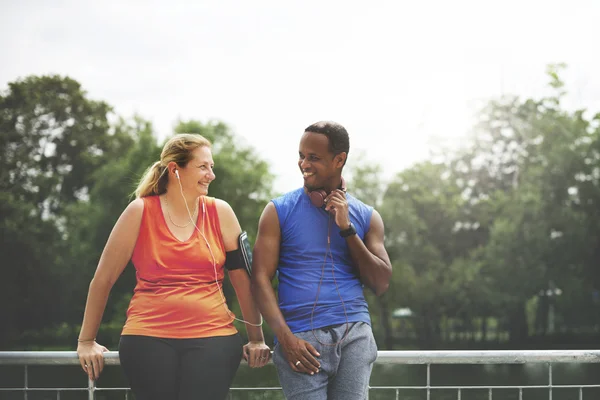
left=251, top=121, right=392, bottom=399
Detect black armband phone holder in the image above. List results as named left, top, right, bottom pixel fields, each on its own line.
left=223, top=231, right=253, bottom=276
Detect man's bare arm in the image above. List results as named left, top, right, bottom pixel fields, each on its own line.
left=251, top=202, right=320, bottom=374
left=345, top=209, right=392, bottom=296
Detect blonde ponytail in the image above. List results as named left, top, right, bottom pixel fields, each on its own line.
left=134, top=161, right=168, bottom=198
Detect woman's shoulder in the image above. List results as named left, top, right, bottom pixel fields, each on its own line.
left=113, top=197, right=145, bottom=230
left=209, top=197, right=241, bottom=248
left=210, top=197, right=238, bottom=222
left=126, top=197, right=146, bottom=214
left=131, top=195, right=160, bottom=213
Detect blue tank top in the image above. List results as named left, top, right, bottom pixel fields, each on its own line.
left=272, top=187, right=373, bottom=334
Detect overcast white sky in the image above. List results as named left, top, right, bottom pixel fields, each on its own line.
left=2, top=0, right=600, bottom=193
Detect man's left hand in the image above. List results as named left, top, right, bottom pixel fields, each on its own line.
left=325, top=189, right=351, bottom=230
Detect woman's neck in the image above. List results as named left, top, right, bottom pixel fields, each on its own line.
left=164, top=186, right=199, bottom=215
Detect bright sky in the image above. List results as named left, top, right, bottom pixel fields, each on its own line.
left=2, top=0, right=600, bottom=193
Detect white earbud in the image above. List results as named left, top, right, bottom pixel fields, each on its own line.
left=175, top=170, right=180, bottom=179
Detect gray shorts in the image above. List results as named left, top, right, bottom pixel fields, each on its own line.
left=272, top=322, right=378, bottom=400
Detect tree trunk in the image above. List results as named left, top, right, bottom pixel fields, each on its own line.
left=481, top=316, right=488, bottom=342
left=417, top=309, right=439, bottom=349
left=508, top=302, right=529, bottom=344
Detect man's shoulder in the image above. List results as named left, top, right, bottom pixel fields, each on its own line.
left=272, top=187, right=304, bottom=203
left=271, top=188, right=306, bottom=227
left=346, top=192, right=373, bottom=211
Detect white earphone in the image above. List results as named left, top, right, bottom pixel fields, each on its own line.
left=173, top=171, right=262, bottom=328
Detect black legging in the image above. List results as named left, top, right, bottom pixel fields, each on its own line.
left=119, top=334, right=243, bottom=400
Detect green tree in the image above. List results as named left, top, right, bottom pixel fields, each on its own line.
left=446, top=64, right=600, bottom=341
left=64, top=116, right=160, bottom=334
left=0, top=75, right=119, bottom=348
left=378, top=162, right=474, bottom=347
left=0, top=75, right=116, bottom=214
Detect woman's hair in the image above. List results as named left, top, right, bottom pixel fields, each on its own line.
left=134, top=133, right=212, bottom=198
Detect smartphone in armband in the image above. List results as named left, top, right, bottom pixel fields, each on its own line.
left=238, top=231, right=253, bottom=276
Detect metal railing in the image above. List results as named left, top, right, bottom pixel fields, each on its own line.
left=1, top=350, right=600, bottom=399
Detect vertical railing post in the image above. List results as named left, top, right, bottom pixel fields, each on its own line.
left=23, top=365, right=28, bottom=400
left=88, top=376, right=95, bottom=400
left=548, top=363, right=553, bottom=400
left=426, top=363, right=431, bottom=400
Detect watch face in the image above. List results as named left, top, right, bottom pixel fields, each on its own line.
left=340, top=223, right=356, bottom=237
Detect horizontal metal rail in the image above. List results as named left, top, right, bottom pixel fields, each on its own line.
left=1, top=350, right=599, bottom=399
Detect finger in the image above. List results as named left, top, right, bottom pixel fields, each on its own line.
left=259, top=349, right=269, bottom=366
left=91, top=357, right=101, bottom=380
left=305, top=342, right=321, bottom=358
left=242, top=346, right=250, bottom=361
left=300, top=354, right=320, bottom=373
left=85, top=360, right=94, bottom=381
left=330, top=190, right=346, bottom=200
left=296, top=357, right=317, bottom=375
left=101, top=346, right=109, bottom=352
left=301, top=349, right=321, bottom=371
left=247, top=349, right=255, bottom=367
left=290, top=358, right=311, bottom=374
left=97, top=355, right=105, bottom=376
left=326, top=202, right=345, bottom=214
left=289, top=360, right=300, bottom=372
left=252, top=348, right=262, bottom=367
left=327, top=197, right=347, bottom=208
left=79, top=358, right=88, bottom=374
left=285, top=351, right=305, bottom=373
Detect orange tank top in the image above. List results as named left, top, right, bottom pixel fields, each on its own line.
left=121, top=195, right=237, bottom=338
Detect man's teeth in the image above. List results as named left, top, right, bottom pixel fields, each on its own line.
left=303, top=172, right=314, bottom=177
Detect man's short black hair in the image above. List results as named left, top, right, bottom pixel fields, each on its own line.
left=304, top=121, right=350, bottom=163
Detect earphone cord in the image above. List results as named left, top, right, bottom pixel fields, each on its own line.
left=309, top=214, right=350, bottom=346
left=176, top=180, right=263, bottom=328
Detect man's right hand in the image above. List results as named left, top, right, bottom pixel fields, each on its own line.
left=280, top=332, right=321, bottom=375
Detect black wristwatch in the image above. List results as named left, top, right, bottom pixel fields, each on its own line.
left=339, top=222, right=357, bottom=238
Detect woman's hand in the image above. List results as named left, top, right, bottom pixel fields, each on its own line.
left=77, top=341, right=109, bottom=380
left=242, top=341, right=271, bottom=368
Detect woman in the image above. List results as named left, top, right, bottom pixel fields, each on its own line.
left=76, top=133, right=270, bottom=400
